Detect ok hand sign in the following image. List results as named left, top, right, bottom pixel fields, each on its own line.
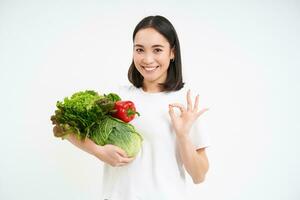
left=168, top=90, right=209, bottom=137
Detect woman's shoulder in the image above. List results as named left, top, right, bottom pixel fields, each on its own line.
left=109, top=83, right=139, bottom=100
left=181, top=82, right=204, bottom=94
left=172, top=82, right=198, bottom=95
left=169, top=82, right=206, bottom=102
left=117, top=84, right=139, bottom=93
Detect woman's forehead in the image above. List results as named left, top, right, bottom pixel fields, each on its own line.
left=134, top=28, right=170, bottom=48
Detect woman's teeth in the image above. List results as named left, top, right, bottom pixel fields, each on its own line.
left=143, top=66, right=158, bottom=71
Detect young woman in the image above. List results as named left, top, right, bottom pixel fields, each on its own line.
left=59, top=15, right=210, bottom=200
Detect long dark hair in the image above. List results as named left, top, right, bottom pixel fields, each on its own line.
left=128, top=15, right=184, bottom=92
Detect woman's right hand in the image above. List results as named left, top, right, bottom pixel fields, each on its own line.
left=53, top=125, right=134, bottom=167
left=94, top=144, right=135, bottom=167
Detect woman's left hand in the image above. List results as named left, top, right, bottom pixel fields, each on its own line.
left=168, top=90, right=209, bottom=137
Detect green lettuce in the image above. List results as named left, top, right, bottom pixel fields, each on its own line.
left=51, top=90, right=105, bottom=139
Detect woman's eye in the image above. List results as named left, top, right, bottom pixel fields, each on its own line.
left=154, top=49, right=162, bottom=53
left=136, top=48, right=144, bottom=53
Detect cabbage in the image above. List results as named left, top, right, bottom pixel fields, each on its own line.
left=90, top=116, right=142, bottom=157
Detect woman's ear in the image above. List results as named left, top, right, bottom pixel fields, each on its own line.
left=171, top=47, right=175, bottom=60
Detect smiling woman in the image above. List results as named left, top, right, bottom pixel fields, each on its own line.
left=101, top=15, right=210, bottom=200
left=60, top=15, right=210, bottom=200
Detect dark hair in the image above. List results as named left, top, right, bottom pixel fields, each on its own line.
left=128, top=15, right=184, bottom=92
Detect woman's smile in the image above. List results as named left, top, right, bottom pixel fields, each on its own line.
left=142, top=65, right=159, bottom=72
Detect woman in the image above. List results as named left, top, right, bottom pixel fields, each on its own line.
left=59, top=15, right=210, bottom=200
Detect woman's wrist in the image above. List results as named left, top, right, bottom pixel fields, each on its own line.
left=175, top=131, right=189, bottom=139
left=175, top=133, right=190, bottom=143
left=91, top=143, right=103, bottom=157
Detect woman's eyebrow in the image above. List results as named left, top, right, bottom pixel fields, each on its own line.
left=134, top=44, right=165, bottom=48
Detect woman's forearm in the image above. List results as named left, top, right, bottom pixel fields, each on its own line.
left=65, top=133, right=101, bottom=156
left=64, top=134, right=134, bottom=167
left=176, top=134, right=209, bottom=184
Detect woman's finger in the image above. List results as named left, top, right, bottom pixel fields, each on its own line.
left=169, top=103, right=186, bottom=113
left=115, top=157, right=135, bottom=167
left=186, top=89, right=193, bottom=111
left=193, top=94, right=200, bottom=112
left=196, top=108, right=209, bottom=118
left=116, top=162, right=128, bottom=167
left=114, top=162, right=125, bottom=167
left=120, top=156, right=135, bottom=163
left=116, top=147, right=128, bottom=158
left=168, top=105, right=176, bottom=120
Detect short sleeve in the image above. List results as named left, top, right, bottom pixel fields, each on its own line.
left=189, top=119, right=210, bottom=150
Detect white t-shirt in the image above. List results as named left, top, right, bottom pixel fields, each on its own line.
left=101, top=84, right=210, bottom=200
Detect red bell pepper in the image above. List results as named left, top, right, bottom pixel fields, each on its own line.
left=112, top=100, right=140, bottom=123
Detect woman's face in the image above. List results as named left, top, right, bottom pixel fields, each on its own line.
left=133, top=28, right=174, bottom=86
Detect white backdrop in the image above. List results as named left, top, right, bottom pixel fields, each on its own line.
left=0, top=0, right=299, bottom=200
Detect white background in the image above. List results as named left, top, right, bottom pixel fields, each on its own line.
left=0, top=0, right=299, bottom=199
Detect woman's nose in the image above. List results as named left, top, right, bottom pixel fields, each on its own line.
left=142, top=53, right=155, bottom=64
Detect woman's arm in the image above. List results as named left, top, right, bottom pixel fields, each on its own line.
left=65, top=133, right=100, bottom=156
left=168, top=89, right=210, bottom=184
left=53, top=126, right=134, bottom=167
left=176, top=134, right=209, bottom=184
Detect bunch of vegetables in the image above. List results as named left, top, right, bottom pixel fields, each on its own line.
left=51, top=90, right=142, bottom=157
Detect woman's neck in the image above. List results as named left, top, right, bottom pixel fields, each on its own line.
left=142, top=82, right=162, bottom=93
